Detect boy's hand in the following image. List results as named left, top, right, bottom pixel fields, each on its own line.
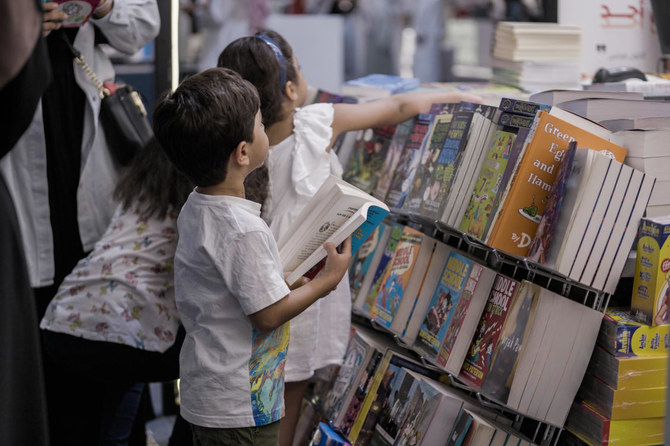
left=321, top=237, right=352, bottom=291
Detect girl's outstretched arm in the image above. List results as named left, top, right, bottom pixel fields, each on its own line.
left=329, top=91, right=483, bottom=150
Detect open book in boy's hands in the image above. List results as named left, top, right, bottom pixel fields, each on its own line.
left=50, top=0, right=101, bottom=27
left=279, top=175, right=390, bottom=286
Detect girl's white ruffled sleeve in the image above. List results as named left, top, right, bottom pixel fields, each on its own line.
left=291, top=103, right=343, bottom=197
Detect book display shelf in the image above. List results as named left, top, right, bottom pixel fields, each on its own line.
left=357, top=210, right=611, bottom=446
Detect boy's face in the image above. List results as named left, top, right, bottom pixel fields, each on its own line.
left=248, top=110, right=270, bottom=169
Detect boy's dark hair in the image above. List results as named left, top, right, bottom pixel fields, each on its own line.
left=217, top=29, right=297, bottom=129
left=114, top=137, right=193, bottom=219
left=153, top=68, right=260, bottom=187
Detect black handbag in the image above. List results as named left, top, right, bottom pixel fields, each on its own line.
left=64, top=34, right=152, bottom=166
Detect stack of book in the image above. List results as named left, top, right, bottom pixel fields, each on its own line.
left=564, top=307, right=668, bottom=446
left=490, top=22, right=583, bottom=92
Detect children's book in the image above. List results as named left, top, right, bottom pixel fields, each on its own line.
left=398, top=241, right=452, bottom=346
left=587, top=345, right=668, bottom=390
left=384, top=114, right=435, bottom=209
left=373, top=119, right=415, bottom=203
left=402, top=103, right=458, bottom=214
left=357, top=224, right=405, bottom=316
left=278, top=175, right=390, bottom=286
left=632, top=216, right=670, bottom=326
left=459, top=274, right=521, bottom=391
left=445, top=408, right=474, bottom=446
left=349, top=224, right=387, bottom=302
left=459, top=130, right=517, bottom=240
left=486, top=110, right=627, bottom=257
left=369, top=228, right=435, bottom=329
left=479, top=280, right=541, bottom=404
left=435, top=262, right=497, bottom=376
left=597, top=307, right=670, bottom=358
left=526, top=140, right=577, bottom=264
left=343, top=124, right=398, bottom=194
left=309, top=422, right=351, bottom=446
left=414, top=251, right=475, bottom=362
left=419, top=110, right=475, bottom=220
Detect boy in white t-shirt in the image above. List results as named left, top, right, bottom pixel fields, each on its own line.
left=153, top=68, right=351, bottom=446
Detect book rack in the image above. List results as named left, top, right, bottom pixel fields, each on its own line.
left=344, top=209, right=616, bottom=445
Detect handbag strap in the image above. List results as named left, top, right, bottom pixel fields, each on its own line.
left=61, top=33, right=108, bottom=99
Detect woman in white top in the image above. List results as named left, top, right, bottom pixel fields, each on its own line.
left=218, top=29, right=481, bottom=445
left=40, top=139, right=193, bottom=445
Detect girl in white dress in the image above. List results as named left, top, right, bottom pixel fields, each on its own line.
left=218, top=29, right=482, bottom=445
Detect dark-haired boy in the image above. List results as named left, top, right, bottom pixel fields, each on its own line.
left=153, top=67, right=350, bottom=446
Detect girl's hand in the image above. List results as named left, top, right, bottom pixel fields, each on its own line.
left=321, top=237, right=352, bottom=291
left=42, top=2, right=68, bottom=37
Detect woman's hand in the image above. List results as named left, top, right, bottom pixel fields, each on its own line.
left=42, top=2, right=68, bottom=37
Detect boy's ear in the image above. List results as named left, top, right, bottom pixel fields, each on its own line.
left=285, top=80, right=299, bottom=101
left=232, top=141, right=250, bottom=166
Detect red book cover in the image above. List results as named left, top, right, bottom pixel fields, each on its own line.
left=458, top=274, right=520, bottom=390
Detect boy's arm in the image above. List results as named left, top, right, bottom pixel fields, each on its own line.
left=328, top=91, right=483, bottom=148
left=248, top=238, right=352, bottom=332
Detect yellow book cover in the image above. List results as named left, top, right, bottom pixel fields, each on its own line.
left=632, top=216, right=670, bottom=326
left=588, top=345, right=668, bottom=390
left=598, top=307, right=670, bottom=357
left=566, top=401, right=665, bottom=446
left=486, top=111, right=627, bottom=256
left=579, top=373, right=666, bottom=420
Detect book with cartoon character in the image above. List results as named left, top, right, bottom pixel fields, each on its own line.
left=369, top=226, right=434, bottom=329
left=384, top=114, right=435, bottom=209
left=459, top=130, right=517, bottom=240
left=51, top=0, right=100, bottom=27
left=459, top=274, right=521, bottom=390
left=343, top=124, right=398, bottom=194
left=414, top=251, right=475, bottom=362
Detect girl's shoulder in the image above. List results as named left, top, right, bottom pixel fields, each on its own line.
left=294, top=102, right=335, bottom=133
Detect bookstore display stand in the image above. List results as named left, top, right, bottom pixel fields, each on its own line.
left=331, top=209, right=614, bottom=446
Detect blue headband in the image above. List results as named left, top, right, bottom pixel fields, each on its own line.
left=254, top=35, right=287, bottom=90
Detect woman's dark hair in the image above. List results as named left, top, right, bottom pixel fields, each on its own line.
left=217, top=29, right=298, bottom=128
left=113, top=137, right=193, bottom=220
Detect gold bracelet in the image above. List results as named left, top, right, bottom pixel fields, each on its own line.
left=93, top=0, right=114, bottom=19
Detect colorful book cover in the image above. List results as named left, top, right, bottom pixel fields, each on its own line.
left=435, top=263, right=486, bottom=369
left=338, top=349, right=384, bottom=435
left=369, top=227, right=425, bottom=328
left=459, top=274, right=520, bottom=390
left=459, top=130, right=516, bottom=240
left=480, top=280, right=541, bottom=403
left=325, top=333, right=370, bottom=421
left=481, top=126, right=531, bottom=241
left=403, top=103, right=459, bottom=214
left=362, top=224, right=406, bottom=315
left=415, top=252, right=474, bottom=360
left=527, top=140, right=577, bottom=264
left=632, top=216, right=670, bottom=326
left=343, top=74, right=421, bottom=95
left=486, top=110, right=627, bottom=257
left=343, top=124, right=398, bottom=194
left=446, top=408, right=474, bottom=446
left=385, top=114, right=435, bottom=209
left=367, top=367, right=421, bottom=445
left=419, top=111, right=474, bottom=219
left=349, top=224, right=387, bottom=301
left=598, top=307, right=670, bottom=357
left=373, top=118, right=415, bottom=202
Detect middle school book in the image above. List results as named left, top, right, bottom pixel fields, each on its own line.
left=369, top=227, right=434, bottom=329
left=414, top=251, right=475, bottom=362
left=372, top=118, right=415, bottom=203
left=459, top=274, right=521, bottom=391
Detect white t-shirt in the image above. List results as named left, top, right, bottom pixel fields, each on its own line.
left=264, top=103, right=352, bottom=382
left=40, top=204, right=180, bottom=353
left=175, top=191, right=291, bottom=428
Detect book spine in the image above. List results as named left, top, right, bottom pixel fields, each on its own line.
left=498, top=98, right=551, bottom=116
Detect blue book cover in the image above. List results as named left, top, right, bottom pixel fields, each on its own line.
left=415, top=252, right=474, bottom=360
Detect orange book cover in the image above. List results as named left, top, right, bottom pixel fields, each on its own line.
left=487, top=111, right=627, bottom=256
